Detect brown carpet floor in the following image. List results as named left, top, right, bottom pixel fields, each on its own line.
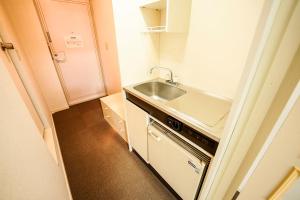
left=53, top=100, right=177, bottom=200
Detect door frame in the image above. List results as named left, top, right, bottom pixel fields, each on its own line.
left=238, top=80, right=300, bottom=198
left=33, top=0, right=107, bottom=105
left=0, top=36, right=46, bottom=134
left=0, top=8, right=49, bottom=135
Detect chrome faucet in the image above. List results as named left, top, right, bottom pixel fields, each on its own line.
left=149, top=66, right=176, bottom=85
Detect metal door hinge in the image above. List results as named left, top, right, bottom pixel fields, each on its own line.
left=232, top=190, right=240, bottom=200
left=1, top=42, right=14, bottom=51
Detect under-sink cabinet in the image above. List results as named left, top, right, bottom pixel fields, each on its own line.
left=124, top=95, right=214, bottom=200
left=125, top=100, right=149, bottom=161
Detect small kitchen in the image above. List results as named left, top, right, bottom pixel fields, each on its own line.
left=99, top=0, right=264, bottom=199
left=1, top=0, right=298, bottom=200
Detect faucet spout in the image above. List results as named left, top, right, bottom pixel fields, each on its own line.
left=149, top=66, right=175, bottom=84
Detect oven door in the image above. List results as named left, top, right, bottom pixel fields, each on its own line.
left=148, top=120, right=209, bottom=200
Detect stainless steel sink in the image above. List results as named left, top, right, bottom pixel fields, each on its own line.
left=133, top=81, right=186, bottom=101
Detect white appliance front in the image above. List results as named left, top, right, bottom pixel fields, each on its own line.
left=148, top=121, right=208, bottom=200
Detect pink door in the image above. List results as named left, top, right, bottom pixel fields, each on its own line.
left=38, top=0, right=105, bottom=105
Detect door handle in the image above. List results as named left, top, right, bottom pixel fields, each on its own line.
left=1, top=42, right=14, bottom=51
left=148, top=130, right=161, bottom=142
left=53, top=51, right=66, bottom=63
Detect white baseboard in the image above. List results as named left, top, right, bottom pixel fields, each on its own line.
left=50, top=92, right=106, bottom=113
left=51, top=105, right=70, bottom=114
left=68, top=92, right=106, bottom=105
left=50, top=117, right=73, bottom=200
left=44, top=128, right=58, bottom=164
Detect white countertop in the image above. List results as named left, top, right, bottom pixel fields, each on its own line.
left=124, top=79, right=232, bottom=141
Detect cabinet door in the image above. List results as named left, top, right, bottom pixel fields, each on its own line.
left=125, top=100, right=148, bottom=161
left=148, top=125, right=205, bottom=200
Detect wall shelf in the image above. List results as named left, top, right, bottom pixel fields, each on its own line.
left=142, top=26, right=166, bottom=33
left=139, top=0, right=191, bottom=33
left=140, top=0, right=166, bottom=9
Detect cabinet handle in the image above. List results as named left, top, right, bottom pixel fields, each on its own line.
left=105, top=115, right=111, bottom=118
left=148, top=130, right=161, bottom=142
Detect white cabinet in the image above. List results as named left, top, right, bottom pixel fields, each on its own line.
left=100, top=93, right=127, bottom=142
left=148, top=124, right=205, bottom=200
left=125, top=100, right=149, bottom=161
left=139, top=0, right=191, bottom=33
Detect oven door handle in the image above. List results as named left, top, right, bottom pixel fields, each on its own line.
left=188, top=160, right=205, bottom=174
left=148, top=129, right=162, bottom=142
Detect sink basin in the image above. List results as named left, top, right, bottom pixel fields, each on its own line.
left=133, top=81, right=186, bottom=101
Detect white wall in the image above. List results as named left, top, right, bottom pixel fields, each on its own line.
left=0, top=57, right=71, bottom=200
left=160, top=0, right=266, bottom=98
left=111, top=0, right=160, bottom=86
left=2, top=0, right=69, bottom=113
left=112, top=0, right=266, bottom=98
left=91, top=0, right=122, bottom=95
